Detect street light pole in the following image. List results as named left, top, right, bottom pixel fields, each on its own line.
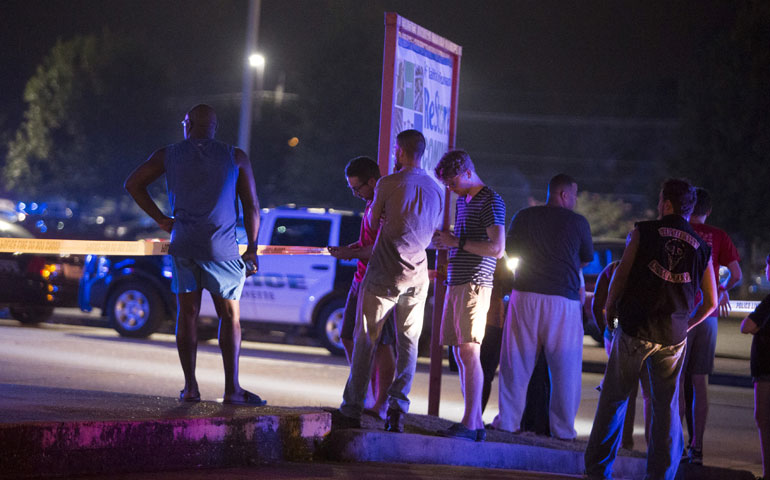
left=238, top=0, right=262, bottom=153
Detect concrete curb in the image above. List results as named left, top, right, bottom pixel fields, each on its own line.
left=0, top=411, right=330, bottom=478
left=323, top=429, right=758, bottom=480
left=324, top=429, right=646, bottom=479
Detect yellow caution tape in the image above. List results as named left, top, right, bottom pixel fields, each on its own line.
left=0, top=237, right=330, bottom=256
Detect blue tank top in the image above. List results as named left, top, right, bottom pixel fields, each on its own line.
left=164, top=138, right=240, bottom=261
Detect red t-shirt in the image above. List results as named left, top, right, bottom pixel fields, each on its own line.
left=353, top=201, right=378, bottom=283
left=690, top=222, right=740, bottom=279
left=691, top=222, right=740, bottom=316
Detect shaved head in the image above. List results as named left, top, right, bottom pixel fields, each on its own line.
left=184, top=104, right=217, bottom=139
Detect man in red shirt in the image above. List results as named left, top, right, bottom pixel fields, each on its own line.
left=328, top=156, right=395, bottom=420
left=682, top=187, right=742, bottom=464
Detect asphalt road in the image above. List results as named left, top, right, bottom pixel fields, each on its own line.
left=0, top=309, right=762, bottom=477
left=66, top=462, right=585, bottom=480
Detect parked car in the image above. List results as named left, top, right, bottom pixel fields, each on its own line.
left=0, top=219, right=82, bottom=323
left=79, top=207, right=363, bottom=355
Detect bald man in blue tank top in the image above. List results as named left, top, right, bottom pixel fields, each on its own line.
left=125, top=104, right=265, bottom=406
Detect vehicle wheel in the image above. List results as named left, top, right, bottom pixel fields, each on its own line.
left=315, top=297, right=346, bottom=356
left=107, top=282, right=164, bottom=338
left=10, top=306, right=54, bottom=324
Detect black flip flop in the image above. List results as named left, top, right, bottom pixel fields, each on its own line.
left=179, top=390, right=201, bottom=403
left=223, top=391, right=267, bottom=406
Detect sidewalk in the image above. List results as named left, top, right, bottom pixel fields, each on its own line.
left=0, top=383, right=755, bottom=480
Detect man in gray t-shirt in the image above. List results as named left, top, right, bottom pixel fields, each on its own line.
left=338, top=130, right=443, bottom=432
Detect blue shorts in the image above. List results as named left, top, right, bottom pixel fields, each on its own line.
left=171, top=257, right=246, bottom=300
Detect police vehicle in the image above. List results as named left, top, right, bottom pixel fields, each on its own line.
left=79, top=207, right=362, bottom=355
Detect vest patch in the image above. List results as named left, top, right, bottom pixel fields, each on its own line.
left=648, top=259, right=692, bottom=283
left=658, top=227, right=700, bottom=249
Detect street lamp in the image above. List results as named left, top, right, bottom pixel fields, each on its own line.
left=249, top=53, right=265, bottom=69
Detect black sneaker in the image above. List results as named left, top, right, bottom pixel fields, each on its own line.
left=475, top=427, right=486, bottom=442
left=688, top=446, right=703, bottom=465
left=438, top=422, right=481, bottom=441
left=384, top=408, right=403, bottom=433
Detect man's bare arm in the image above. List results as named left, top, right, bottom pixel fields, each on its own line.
left=124, top=148, right=173, bottom=232
left=592, top=269, right=612, bottom=331
left=689, top=260, right=718, bottom=330
left=719, top=260, right=743, bottom=317
left=328, top=244, right=373, bottom=261
left=741, top=316, right=759, bottom=334
left=605, top=228, right=639, bottom=325
left=235, top=148, right=260, bottom=272
left=432, top=224, right=505, bottom=258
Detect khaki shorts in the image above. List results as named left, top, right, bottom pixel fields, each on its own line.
left=440, top=283, right=492, bottom=345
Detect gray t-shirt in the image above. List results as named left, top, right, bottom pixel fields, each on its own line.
left=364, top=166, right=443, bottom=295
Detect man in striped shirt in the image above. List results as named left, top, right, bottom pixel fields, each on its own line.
left=433, top=150, right=506, bottom=441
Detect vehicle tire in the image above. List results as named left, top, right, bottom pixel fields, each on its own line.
left=315, top=297, right=346, bottom=356
left=107, top=282, right=165, bottom=338
left=10, top=306, right=54, bottom=324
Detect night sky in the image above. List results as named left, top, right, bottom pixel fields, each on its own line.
left=2, top=1, right=728, bottom=113
left=0, top=0, right=733, bottom=209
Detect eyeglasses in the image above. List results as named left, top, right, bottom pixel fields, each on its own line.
left=442, top=171, right=467, bottom=189
left=348, top=182, right=367, bottom=193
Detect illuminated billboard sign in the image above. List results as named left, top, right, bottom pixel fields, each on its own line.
left=378, top=13, right=462, bottom=179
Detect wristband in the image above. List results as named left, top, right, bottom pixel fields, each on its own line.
left=718, top=285, right=727, bottom=292
left=458, top=237, right=466, bottom=251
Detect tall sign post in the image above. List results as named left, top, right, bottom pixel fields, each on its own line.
left=377, top=13, right=462, bottom=416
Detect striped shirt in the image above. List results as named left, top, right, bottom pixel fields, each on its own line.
left=447, top=186, right=506, bottom=287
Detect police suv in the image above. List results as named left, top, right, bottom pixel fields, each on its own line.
left=79, top=207, right=363, bottom=355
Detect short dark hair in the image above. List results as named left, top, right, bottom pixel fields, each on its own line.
left=692, top=187, right=712, bottom=217
left=661, top=178, right=697, bottom=216
left=396, top=129, right=426, bottom=159
left=345, top=156, right=380, bottom=182
left=548, top=173, right=576, bottom=195
left=434, top=150, right=474, bottom=181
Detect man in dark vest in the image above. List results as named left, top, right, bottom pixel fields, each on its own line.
left=584, top=178, right=717, bottom=480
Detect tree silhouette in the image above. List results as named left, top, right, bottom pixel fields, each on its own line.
left=4, top=31, right=171, bottom=200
